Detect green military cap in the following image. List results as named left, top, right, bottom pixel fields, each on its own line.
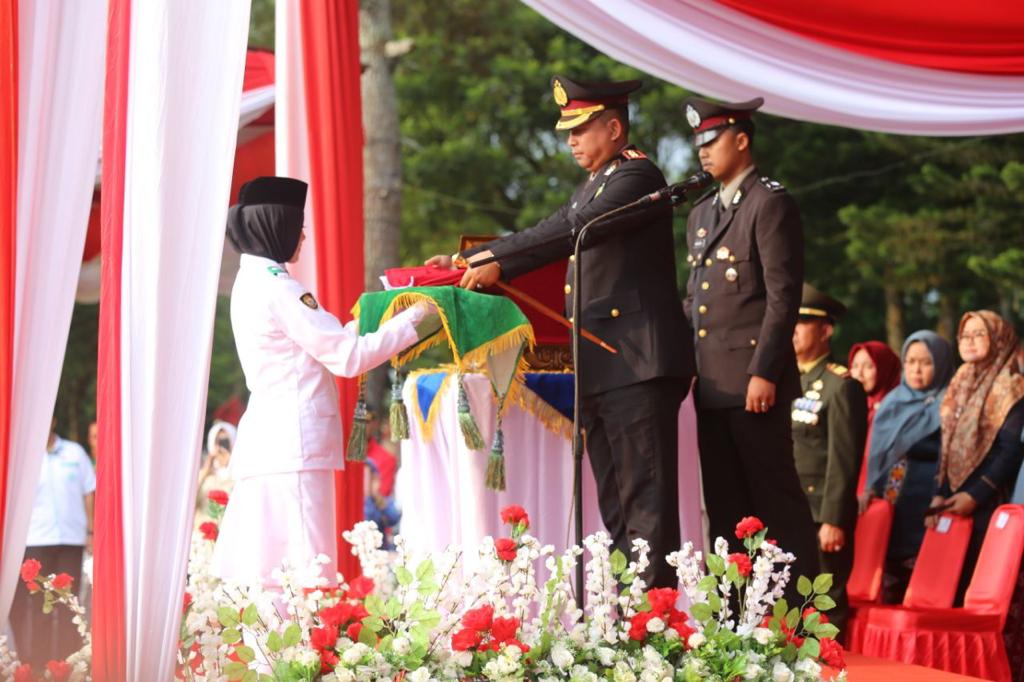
left=551, top=75, right=642, bottom=131
left=683, top=95, right=764, bottom=147
left=799, top=283, right=847, bottom=322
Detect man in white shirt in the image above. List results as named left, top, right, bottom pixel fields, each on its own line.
left=9, top=418, right=95, bottom=666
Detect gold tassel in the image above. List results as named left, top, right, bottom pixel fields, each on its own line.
left=346, top=384, right=370, bottom=462
left=457, top=374, right=486, bottom=451
left=485, top=423, right=506, bottom=491
left=389, top=373, right=410, bottom=441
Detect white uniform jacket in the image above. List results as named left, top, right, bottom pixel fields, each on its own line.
left=230, top=254, right=422, bottom=478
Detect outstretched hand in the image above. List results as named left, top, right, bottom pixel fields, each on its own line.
left=425, top=254, right=455, bottom=269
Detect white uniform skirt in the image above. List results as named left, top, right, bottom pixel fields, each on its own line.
left=212, top=470, right=338, bottom=588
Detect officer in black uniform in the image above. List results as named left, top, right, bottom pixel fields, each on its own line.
left=792, top=284, right=867, bottom=636
left=681, top=95, right=820, bottom=586
left=429, top=76, right=694, bottom=586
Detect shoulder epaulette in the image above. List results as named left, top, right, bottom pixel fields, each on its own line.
left=827, top=362, right=849, bottom=377
left=621, top=148, right=648, bottom=161
left=758, top=176, right=786, bottom=193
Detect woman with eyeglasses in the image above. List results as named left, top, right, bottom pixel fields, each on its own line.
left=929, top=310, right=1024, bottom=603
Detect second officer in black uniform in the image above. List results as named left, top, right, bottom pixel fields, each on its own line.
left=682, top=95, right=820, bottom=586
left=429, top=76, right=694, bottom=587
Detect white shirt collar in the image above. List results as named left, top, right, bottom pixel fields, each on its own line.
left=718, top=165, right=756, bottom=208
left=239, top=254, right=285, bottom=269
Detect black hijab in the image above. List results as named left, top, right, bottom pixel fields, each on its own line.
left=226, top=176, right=308, bottom=263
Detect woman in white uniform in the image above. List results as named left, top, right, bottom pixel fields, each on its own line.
left=212, top=177, right=438, bottom=587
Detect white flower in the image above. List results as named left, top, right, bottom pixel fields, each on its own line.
left=663, top=627, right=679, bottom=641
left=454, top=650, right=474, bottom=667
left=744, top=663, right=764, bottom=679
left=612, top=661, right=637, bottom=682
left=407, top=668, right=432, bottom=682
left=334, top=671, right=356, bottom=682
left=392, top=636, right=411, bottom=656
left=794, top=658, right=822, bottom=676
left=596, top=646, right=616, bottom=666
left=753, top=627, right=775, bottom=645
left=772, top=661, right=795, bottom=682
left=645, top=616, right=665, bottom=634
left=687, top=632, right=706, bottom=648
left=551, top=643, right=574, bottom=669
left=342, top=642, right=369, bottom=666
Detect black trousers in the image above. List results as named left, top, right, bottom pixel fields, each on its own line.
left=9, top=544, right=86, bottom=667
left=582, top=377, right=688, bottom=588
left=817, top=524, right=854, bottom=641
left=697, top=405, right=821, bottom=600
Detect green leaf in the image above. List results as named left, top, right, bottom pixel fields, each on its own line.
left=385, top=597, right=403, bottom=620
left=362, top=615, right=386, bottom=633
left=782, top=641, right=798, bottom=664
left=236, top=645, right=256, bottom=663
left=258, top=675, right=274, bottom=682
left=609, top=549, right=628, bottom=576
left=698, top=576, right=718, bottom=593
left=813, top=574, right=834, bottom=595
left=799, top=637, right=821, bottom=659
left=415, top=558, right=435, bottom=582
left=218, top=606, right=241, bottom=628
left=796, top=576, right=813, bottom=597
left=358, top=624, right=378, bottom=647
left=242, top=669, right=257, bottom=682
left=725, top=562, right=742, bottom=587
left=706, top=554, right=725, bottom=577
left=266, top=630, right=283, bottom=653
left=803, top=611, right=820, bottom=631
left=242, top=603, right=259, bottom=627
left=417, top=610, right=441, bottom=630
left=816, top=623, right=840, bottom=639
left=283, top=623, right=302, bottom=648
left=224, top=661, right=248, bottom=681
left=396, top=566, right=414, bottom=586
left=364, top=594, right=385, bottom=617
left=620, top=569, right=635, bottom=585
left=773, top=598, right=788, bottom=621
left=222, top=627, right=242, bottom=644
left=690, top=602, right=713, bottom=622
left=785, top=607, right=800, bottom=630
left=813, top=595, right=837, bottom=611
left=707, top=592, right=722, bottom=613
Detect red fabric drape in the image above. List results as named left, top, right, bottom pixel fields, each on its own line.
left=0, top=0, right=16, bottom=565
left=714, top=0, right=1024, bottom=75
left=93, top=0, right=130, bottom=678
left=297, top=0, right=365, bottom=581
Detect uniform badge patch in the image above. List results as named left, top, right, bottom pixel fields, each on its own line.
left=725, top=267, right=738, bottom=282
left=621, top=149, right=647, bottom=160
left=267, top=266, right=287, bottom=277
left=732, top=189, right=743, bottom=205
left=716, top=246, right=731, bottom=260
left=759, top=176, right=785, bottom=192
left=300, top=293, right=319, bottom=310
left=595, top=183, right=605, bottom=198
left=827, top=362, right=849, bottom=376
left=604, top=162, right=619, bottom=176
left=696, top=227, right=708, bottom=238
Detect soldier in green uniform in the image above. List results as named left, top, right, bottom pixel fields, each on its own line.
left=791, top=283, right=868, bottom=637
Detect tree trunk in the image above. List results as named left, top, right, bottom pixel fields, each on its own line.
left=937, top=290, right=959, bottom=342
left=360, top=0, right=402, bottom=414
left=884, top=284, right=905, bottom=351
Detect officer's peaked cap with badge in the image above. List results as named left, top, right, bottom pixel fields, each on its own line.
left=799, top=283, right=847, bottom=323
left=683, top=95, right=764, bottom=147
left=551, top=75, right=641, bottom=131
left=227, top=176, right=308, bottom=264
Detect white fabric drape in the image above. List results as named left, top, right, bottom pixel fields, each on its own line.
left=274, top=0, right=319, bottom=294
left=522, top=0, right=1024, bottom=135
left=0, top=0, right=107, bottom=630
left=117, top=2, right=250, bottom=677
left=397, top=374, right=706, bottom=577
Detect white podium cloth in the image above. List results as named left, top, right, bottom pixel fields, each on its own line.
left=396, top=373, right=705, bottom=563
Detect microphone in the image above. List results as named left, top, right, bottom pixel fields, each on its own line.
left=639, top=170, right=714, bottom=205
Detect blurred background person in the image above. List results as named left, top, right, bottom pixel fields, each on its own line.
left=932, top=310, right=1024, bottom=603
left=848, top=340, right=902, bottom=495
left=196, top=420, right=237, bottom=524
left=862, top=331, right=954, bottom=602
left=9, top=417, right=95, bottom=666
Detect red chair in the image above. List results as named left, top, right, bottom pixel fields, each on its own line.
left=860, top=505, right=1024, bottom=682
left=847, top=512, right=972, bottom=651
left=844, top=499, right=894, bottom=649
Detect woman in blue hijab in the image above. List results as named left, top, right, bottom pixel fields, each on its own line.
left=862, top=330, right=955, bottom=602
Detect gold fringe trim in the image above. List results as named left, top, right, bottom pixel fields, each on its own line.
left=510, top=373, right=575, bottom=440
left=405, top=366, right=456, bottom=443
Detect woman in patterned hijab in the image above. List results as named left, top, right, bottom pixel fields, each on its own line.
left=931, top=310, right=1024, bottom=602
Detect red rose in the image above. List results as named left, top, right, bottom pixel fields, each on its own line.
left=199, top=522, right=218, bottom=541
left=345, top=622, right=363, bottom=641
left=819, top=636, right=846, bottom=669
left=734, top=516, right=765, bottom=539
left=345, top=575, right=375, bottom=600
left=628, top=611, right=655, bottom=642
left=646, top=587, right=680, bottom=614
left=499, top=505, right=530, bottom=529
left=490, top=616, right=520, bottom=644
left=46, top=660, right=72, bottom=682
left=451, top=627, right=482, bottom=651
left=320, top=648, right=340, bottom=673
left=13, top=664, right=33, bottom=682
left=207, top=489, right=229, bottom=506
left=52, top=573, right=73, bottom=590
left=671, top=614, right=697, bottom=647
left=20, top=558, right=41, bottom=583
left=766, top=538, right=778, bottom=546
left=461, top=604, right=494, bottom=632
left=182, top=591, right=193, bottom=613
left=319, top=602, right=354, bottom=628
left=803, top=607, right=829, bottom=625
left=310, top=624, right=339, bottom=652
left=351, top=603, right=369, bottom=621
left=26, top=582, right=40, bottom=593
left=188, top=642, right=203, bottom=673
left=494, top=538, right=518, bottom=562
left=728, top=553, right=752, bottom=577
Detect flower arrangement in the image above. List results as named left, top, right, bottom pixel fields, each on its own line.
left=3, top=493, right=848, bottom=681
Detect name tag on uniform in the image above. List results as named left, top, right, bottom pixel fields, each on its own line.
left=937, top=516, right=952, bottom=533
